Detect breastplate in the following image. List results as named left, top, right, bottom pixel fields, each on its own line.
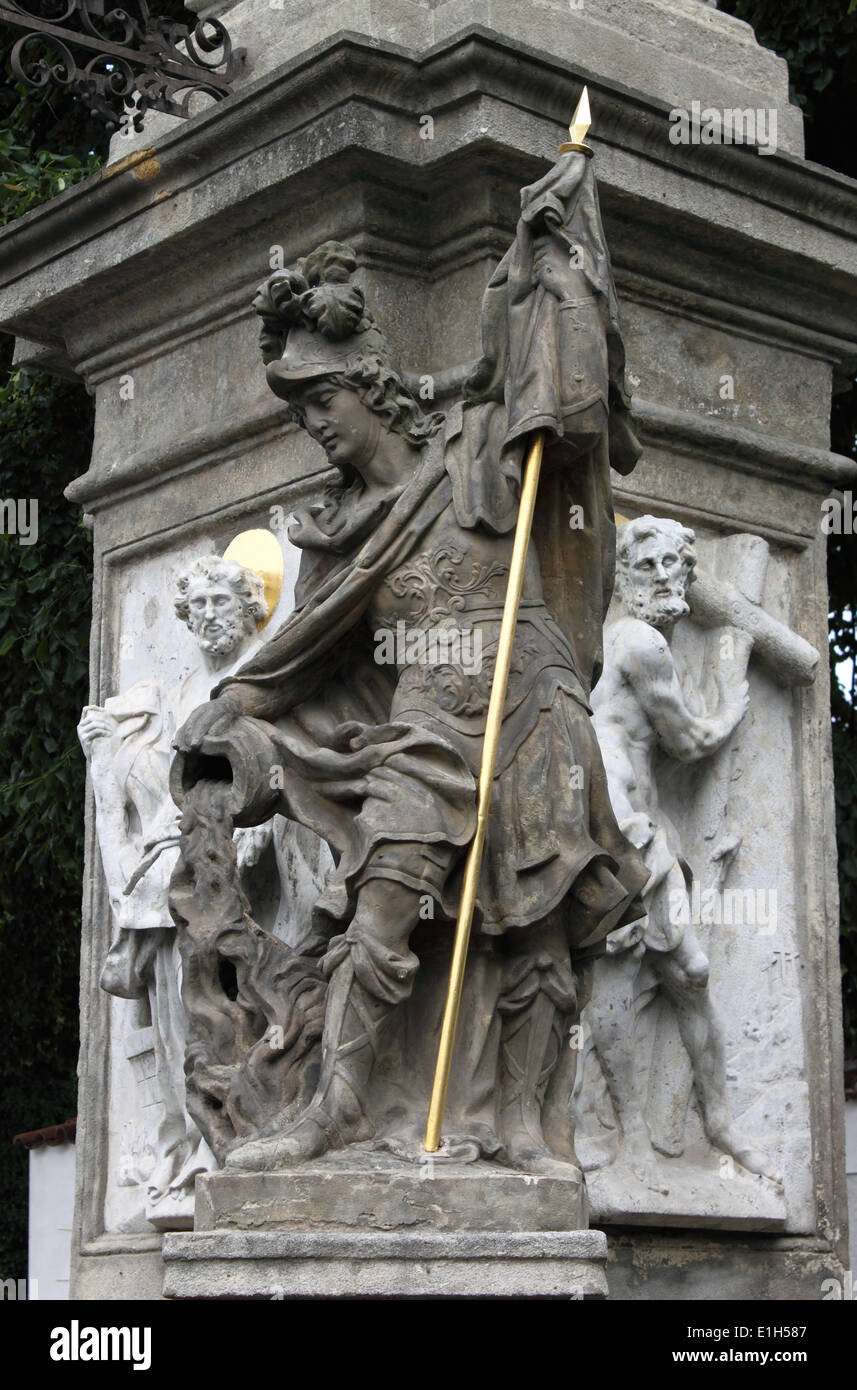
left=368, top=510, right=540, bottom=635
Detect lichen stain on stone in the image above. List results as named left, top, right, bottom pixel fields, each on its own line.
left=628, top=1243, right=726, bottom=1272
left=100, top=148, right=158, bottom=182
left=134, top=159, right=162, bottom=183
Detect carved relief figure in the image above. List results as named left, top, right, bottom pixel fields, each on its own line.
left=78, top=554, right=269, bottom=1214
left=586, top=516, right=778, bottom=1189
left=170, top=173, right=649, bottom=1194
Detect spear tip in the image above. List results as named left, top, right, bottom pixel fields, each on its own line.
left=569, top=86, right=592, bottom=146
left=559, top=85, right=594, bottom=157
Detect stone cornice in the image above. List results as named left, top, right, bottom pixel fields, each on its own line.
left=64, top=383, right=856, bottom=512
left=7, top=28, right=857, bottom=250
left=1, top=27, right=856, bottom=367
left=633, top=398, right=857, bottom=491
left=64, top=400, right=294, bottom=507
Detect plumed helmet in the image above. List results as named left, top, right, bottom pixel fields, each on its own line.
left=265, top=322, right=394, bottom=398
left=252, top=240, right=401, bottom=399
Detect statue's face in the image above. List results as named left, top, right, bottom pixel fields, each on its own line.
left=293, top=379, right=381, bottom=470
left=619, top=532, right=689, bottom=629
left=184, top=577, right=249, bottom=654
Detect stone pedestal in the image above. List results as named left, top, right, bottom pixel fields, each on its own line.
left=162, top=1163, right=607, bottom=1298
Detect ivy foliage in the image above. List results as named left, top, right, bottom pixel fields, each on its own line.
left=0, top=124, right=101, bottom=226
left=0, top=23, right=110, bottom=1278
left=722, top=0, right=857, bottom=1049
left=828, top=346, right=857, bottom=1052
left=829, top=509, right=857, bottom=1050
left=0, top=3, right=193, bottom=1281
left=722, top=0, right=857, bottom=109
left=0, top=353, right=94, bottom=1278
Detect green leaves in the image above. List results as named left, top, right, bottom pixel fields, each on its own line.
left=720, top=1, right=857, bottom=164
left=722, top=0, right=857, bottom=1049
left=833, top=727, right=857, bottom=1047
left=0, top=125, right=100, bottom=226
left=0, top=345, right=94, bottom=1275
left=0, top=0, right=192, bottom=1277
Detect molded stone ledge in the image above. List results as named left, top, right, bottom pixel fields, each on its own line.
left=162, top=1227, right=609, bottom=1298
left=587, top=1165, right=787, bottom=1232
left=62, top=390, right=857, bottom=514
left=632, top=399, right=857, bottom=492
left=179, top=0, right=802, bottom=157
left=11, top=337, right=80, bottom=381
left=604, top=1231, right=848, bottom=1301
left=0, top=29, right=851, bottom=358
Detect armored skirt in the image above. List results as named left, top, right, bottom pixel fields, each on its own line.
left=245, top=600, right=647, bottom=959
left=200, top=423, right=648, bottom=959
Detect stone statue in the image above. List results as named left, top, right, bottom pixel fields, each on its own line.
left=170, top=156, right=650, bottom=1199
left=78, top=553, right=270, bottom=1215
left=586, top=515, right=779, bottom=1190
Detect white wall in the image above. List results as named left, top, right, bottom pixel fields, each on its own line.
left=28, top=1144, right=76, bottom=1301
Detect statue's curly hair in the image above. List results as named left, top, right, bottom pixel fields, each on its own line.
left=616, top=515, right=697, bottom=586
left=174, top=556, right=268, bottom=631
left=253, top=241, right=443, bottom=454
left=284, top=351, right=444, bottom=451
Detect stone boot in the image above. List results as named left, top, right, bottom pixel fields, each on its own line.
left=227, top=954, right=390, bottom=1171
left=497, top=989, right=583, bottom=1183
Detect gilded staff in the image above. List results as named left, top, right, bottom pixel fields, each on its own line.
left=424, top=90, right=594, bottom=1153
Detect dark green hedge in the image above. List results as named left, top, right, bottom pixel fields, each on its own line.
left=0, top=11, right=186, bottom=1283
left=720, top=0, right=857, bottom=1047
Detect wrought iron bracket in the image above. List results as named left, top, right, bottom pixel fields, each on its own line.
left=0, top=0, right=245, bottom=131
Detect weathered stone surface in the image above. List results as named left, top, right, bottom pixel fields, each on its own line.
left=162, top=1228, right=609, bottom=1298
left=576, top=520, right=818, bottom=1230
left=586, top=1165, right=787, bottom=1231
left=604, top=1230, right=846, bottom=1301
left=182, top=0, right=803, bottom=156
left=195, top=1159, right=588, bottom=1233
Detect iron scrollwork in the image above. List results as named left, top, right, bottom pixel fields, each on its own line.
left=0, top=0, right=244, bottom=130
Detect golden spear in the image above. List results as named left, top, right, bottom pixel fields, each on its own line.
left=424, top=89, right=594, bottom=1151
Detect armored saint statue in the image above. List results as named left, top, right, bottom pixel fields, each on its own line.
left=170, top=149, right=650, bottom=1188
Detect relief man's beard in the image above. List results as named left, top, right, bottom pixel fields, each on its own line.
left=621, top=584, right=689, bottom=628
left=191, top=615, right=245, bottom=654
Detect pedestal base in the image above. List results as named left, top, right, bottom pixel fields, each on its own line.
left=586, top=1162, right=787, bottom=1230
left=162, top=1228, right=608, bottom=1299
left=162, top=1158, right=607, bottom=1298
